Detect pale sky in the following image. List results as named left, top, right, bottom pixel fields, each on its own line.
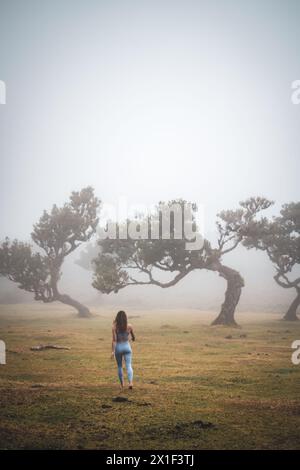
left=0, top=0, right=299, bottom=240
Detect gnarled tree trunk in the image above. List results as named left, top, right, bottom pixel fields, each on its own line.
left=283, top=289, right=300, bottom=321
left=57, top=293, right=92, bottom=318
left=211, top=264, right=245, bottom=326
left=51, top=264, right=92, bottom=318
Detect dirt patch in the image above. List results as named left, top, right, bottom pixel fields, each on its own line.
left=112, top=396, right=130, bottom=403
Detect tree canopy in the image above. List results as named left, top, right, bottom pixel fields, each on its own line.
left=239, top=201, right=300, bottom=320
left=92, top=197, right=272, bottom=325
left=0, top=187, right=100, bottom=317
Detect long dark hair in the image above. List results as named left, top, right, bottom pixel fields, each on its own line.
left=115, top=310, right=127, bottom=332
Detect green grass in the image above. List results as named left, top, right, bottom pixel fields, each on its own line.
left=0, top=304, right=300, bottom=449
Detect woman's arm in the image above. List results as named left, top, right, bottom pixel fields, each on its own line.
left=129, top=324, right=135, bottom=342
left=111, top=326, right=117, bottom=357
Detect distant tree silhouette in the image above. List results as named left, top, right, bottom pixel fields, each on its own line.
left=76, top=241, right=99, bottom=271
left=240, top=201, right=300, bottom=321
left=0, top=187, right=100, bottom=317
left=92, top=197, right=271, bottom=326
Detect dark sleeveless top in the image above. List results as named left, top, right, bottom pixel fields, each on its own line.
left=116, top=328, right=129, bottom=343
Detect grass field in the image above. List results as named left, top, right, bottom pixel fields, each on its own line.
left=0, top=304, right=300, bottom=450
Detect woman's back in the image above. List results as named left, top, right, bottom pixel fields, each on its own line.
left=116, top=327, right=130, bottom=343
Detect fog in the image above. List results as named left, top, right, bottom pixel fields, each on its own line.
left=0, top=0, right=299, bottom=312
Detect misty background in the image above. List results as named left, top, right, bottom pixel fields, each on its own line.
left=0, top=0, right=299, bottom=313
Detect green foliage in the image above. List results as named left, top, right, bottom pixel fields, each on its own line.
left=92, top=199, right=212, bottom=294
left=216, top=197, right=273, bottom=253
left=0, top=187, right=100, bottom=309
left=92, top=197, right=271, bottom=295
left=32, top=186, right=100, bottom=258
left=0, top=238, right=51, bottom=301
left=223, top=199, right=300, bottom=292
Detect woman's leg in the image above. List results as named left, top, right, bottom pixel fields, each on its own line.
left=115, top=350, right=124, bottom=387
left=124, top=350, right=133, bottom=386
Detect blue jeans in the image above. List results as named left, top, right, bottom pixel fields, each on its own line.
left=115, top=341, right=133, bottom=384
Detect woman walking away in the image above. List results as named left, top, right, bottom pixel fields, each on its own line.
left=111, top=310, right=135, bottom=390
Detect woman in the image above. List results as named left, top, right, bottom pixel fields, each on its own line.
left=111, top=310, right=135, bottom=390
